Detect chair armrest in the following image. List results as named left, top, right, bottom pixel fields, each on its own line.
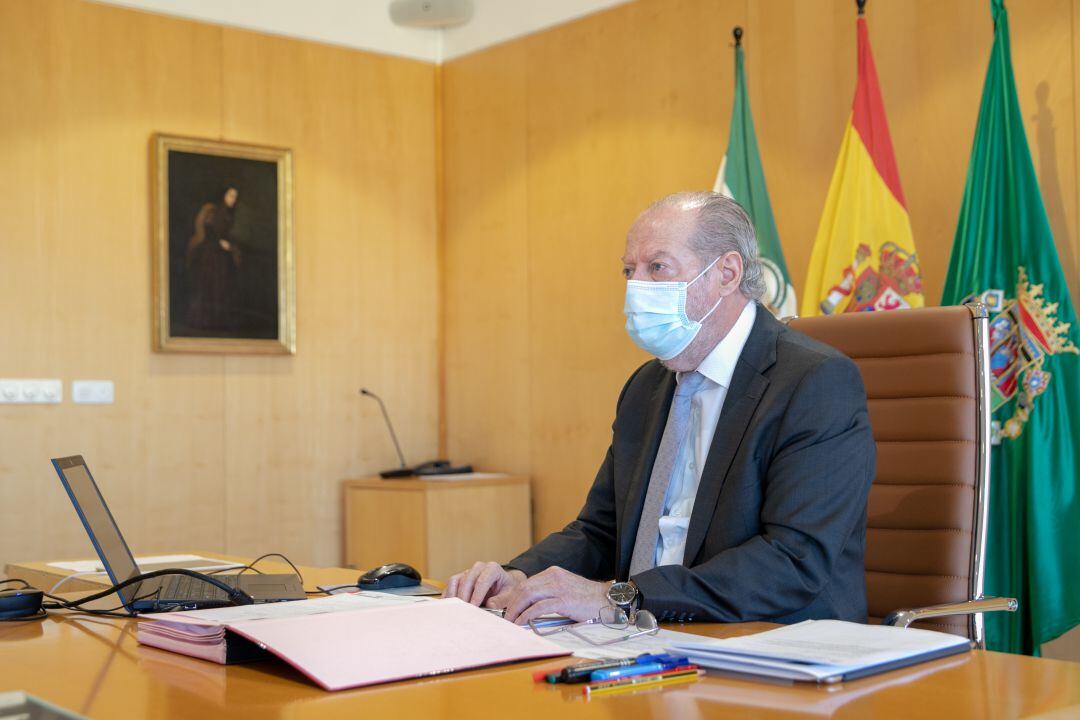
left=883, top=597, right=1018, bottom=629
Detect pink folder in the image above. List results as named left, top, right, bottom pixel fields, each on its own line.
left=141, top=598, right=570, bottom=691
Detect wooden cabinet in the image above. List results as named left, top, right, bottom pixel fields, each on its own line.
left=342, top=474, right=531, bottom=582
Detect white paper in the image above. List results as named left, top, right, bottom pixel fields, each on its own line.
left=670, top=620, right=970, bottom=681
left=674, top=620, right=968, bottom=665
left=47, top=554, right=241, bottom=573
left=541, top=623, right=714, bottom=660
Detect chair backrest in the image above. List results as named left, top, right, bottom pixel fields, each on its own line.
left=789, top=305, right=991, bottom=642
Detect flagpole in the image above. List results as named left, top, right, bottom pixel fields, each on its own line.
left=857, top=0, right=866, bottom=15
left=733, top=25, right=742, bottom=47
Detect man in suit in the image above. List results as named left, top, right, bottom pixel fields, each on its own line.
left=444, top=192, right=875, bottom=626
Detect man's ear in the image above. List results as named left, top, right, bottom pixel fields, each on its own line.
left=717, top=251, right=744, bottom=294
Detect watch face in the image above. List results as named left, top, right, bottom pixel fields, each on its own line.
left=608, top=582, right=637, bottom=606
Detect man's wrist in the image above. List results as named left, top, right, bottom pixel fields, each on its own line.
left=607, top=579, right=642, bottom=613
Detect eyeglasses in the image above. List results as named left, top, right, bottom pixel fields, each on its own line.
left=529, top=606, right=659, bottom=646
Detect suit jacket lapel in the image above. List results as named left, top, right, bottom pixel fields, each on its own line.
left=617, top=368, right=675, bottom=579
left=682, top=307, right=780, bottom=566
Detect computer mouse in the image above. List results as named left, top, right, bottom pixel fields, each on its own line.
left=0, top=588, right=44, bottom=620
left=358, top=562, right=421, bottom=590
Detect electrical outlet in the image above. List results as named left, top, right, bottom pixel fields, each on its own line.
left=72, top=380, right=114, bottom=405
left=0, top=379, right=62, bottom=404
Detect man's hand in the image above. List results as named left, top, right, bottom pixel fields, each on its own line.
left=496, top=567, right=610, bottom=625
left=443, top=561, right=525, bottom=607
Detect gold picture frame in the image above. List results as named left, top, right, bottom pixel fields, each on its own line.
left=152, top=134, right=295, bottom=354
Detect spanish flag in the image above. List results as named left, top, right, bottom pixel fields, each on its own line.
left=801, top=10, right=924, bottom=317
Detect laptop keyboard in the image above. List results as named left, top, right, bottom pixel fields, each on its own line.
left=160, top=574, right=236, bottom=602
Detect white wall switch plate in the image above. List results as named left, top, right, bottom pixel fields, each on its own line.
left=72, top=380, right=114, bottom=405
left=0, top=379, right=63, bottom=404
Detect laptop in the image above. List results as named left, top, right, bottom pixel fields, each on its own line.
left=50, top=455, right=306, bottom=612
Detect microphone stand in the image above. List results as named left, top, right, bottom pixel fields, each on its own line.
left=360, top=388, right=412, bottom=478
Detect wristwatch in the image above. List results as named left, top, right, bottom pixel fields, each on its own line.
left=607, top=580, right=641, bottom=614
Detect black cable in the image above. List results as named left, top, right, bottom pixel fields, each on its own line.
left=51, top=569, right=254, bottom=610
left=208, top=565, right=263, bottom=576
left=42, top=587, right=163, bottom=618
left=326, top=584, right=361, bottom=593
left=0, top=578, right=32, bottom=589
left=240, top=553, right=305, bottom=586
left=41, top=598, right=135, bottom=619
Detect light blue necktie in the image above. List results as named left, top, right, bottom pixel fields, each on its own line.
left=629, top=371, right=709, bottom=576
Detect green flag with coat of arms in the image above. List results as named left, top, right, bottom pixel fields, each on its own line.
left=941, top=0, right=1080, bottom=655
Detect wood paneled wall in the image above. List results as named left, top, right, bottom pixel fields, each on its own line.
left=0, top=0, right=439, bottom=569
left=2, top=0, right=1077, bottom=582
left=442, top=0, right=1080, bottom=544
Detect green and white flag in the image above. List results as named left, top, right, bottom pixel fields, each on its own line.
left=714, top=30, right=796, bottom=317
left=942, top=0, right=1080, bottom=655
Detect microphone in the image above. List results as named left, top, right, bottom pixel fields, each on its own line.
left=360, top=388, right=409, bottom=474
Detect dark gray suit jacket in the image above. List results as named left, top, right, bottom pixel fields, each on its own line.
left=508, top=305, right=875, bottom=624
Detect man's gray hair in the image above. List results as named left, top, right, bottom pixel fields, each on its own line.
left=650, top=191, right=766, bottom=301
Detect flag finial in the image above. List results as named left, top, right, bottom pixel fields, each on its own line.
left=733, top=26, right=743, bottom=47
left=856, top=0, right=867, bottom=15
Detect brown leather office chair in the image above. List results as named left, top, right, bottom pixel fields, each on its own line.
left=789, top=304, right=1016, bottom=647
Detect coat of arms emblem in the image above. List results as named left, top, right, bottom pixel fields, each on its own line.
left=963, top=267, right=1078, bottom=443
left=820, top=242, right=923, bottom=315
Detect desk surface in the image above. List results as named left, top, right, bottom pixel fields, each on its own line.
left=3, top=554, right=1079, bottom=719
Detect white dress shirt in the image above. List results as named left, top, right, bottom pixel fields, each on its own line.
left=654, top=300, right=758, bottom=567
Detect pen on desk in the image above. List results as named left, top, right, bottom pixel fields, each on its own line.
left=589, top=655, right=690, bottom=682
left=535, top=653, right=682, bottom=684
left=584, top=668, right=703, bottom=698
left=533, top=658, right=633, bottom=684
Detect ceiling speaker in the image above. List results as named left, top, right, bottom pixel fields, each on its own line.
left=389, top=0, right=473, bottom=29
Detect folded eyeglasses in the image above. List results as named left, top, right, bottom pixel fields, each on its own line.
left=528, top=605, right=659, bottom=646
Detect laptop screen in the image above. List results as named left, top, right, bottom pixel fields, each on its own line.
left=51, top=456, right=140, bottom=604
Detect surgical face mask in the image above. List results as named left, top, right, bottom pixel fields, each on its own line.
left=624, top=256, right=724, bottom=360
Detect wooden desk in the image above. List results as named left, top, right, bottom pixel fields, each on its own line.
left=342, top=474, right=531, bottom=581
left=3, top=555, right=1079, bottom=719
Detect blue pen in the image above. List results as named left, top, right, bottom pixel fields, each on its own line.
left=590, top=656, right=690, bottom=682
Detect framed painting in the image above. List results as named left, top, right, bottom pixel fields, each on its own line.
left=152, top=134, right=295, bottom=354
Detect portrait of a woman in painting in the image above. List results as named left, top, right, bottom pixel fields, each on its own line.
left=186, top=186, right=242, bottom=331
left=153, top=135, right=294, bottom=354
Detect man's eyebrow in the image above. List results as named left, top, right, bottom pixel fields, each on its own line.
left=621, top=251, right=676, bottom=265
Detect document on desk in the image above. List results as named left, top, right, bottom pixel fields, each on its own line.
left=138, top=597, right=570, bottom=690
left=668, top=620, right=972, bottom=683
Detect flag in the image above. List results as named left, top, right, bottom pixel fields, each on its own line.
left=801, top=11, right=924, bottom=317
left=942, top=0, right=1080, bottom=655
left=714, top=28, right=796, bottom=317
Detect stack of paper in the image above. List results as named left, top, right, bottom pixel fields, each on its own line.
left=138, top=595, right=570, bottom=691
left=668, top=620, right=972, bottom=683
left=139, top=593, right=422, bottom=663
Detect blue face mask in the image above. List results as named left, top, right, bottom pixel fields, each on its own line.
left=624, top=257, right=723, bottom=360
